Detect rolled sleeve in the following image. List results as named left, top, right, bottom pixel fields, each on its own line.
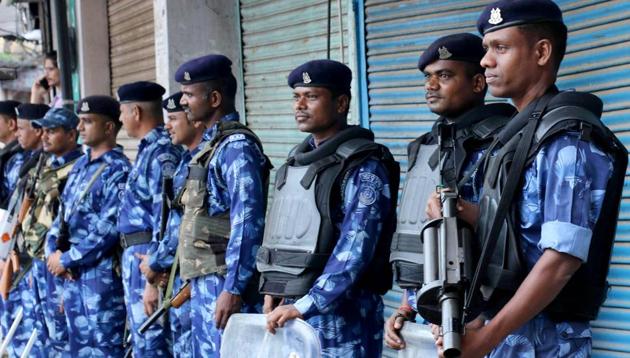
left=538, top=220, right=592, bottom=262
left=293, top=294, right=317, bottom=318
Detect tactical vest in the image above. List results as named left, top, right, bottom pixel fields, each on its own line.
left=390, top=104, right=514, bottom=289
left=178, top=121, right=270, bottom=281
left=257, top=126, right=400, bottom=297
left=477, top=92, right=628, bottom=321
left=0, top=140, right=24, bottom=209
left=22, top=157, right=78, bottom=259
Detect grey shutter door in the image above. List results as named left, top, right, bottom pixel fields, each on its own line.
left=361, top=0, right=630, bottom=356
left=107, top=0, right=156, bottom=161
left=240, top=0, right=350, bottom=185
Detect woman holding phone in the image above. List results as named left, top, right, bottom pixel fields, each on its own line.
left=30, top=51, right=62, bottom=108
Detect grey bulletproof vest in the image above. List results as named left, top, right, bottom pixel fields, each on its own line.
left=389, top=144, right=440, bottom=288
left=256, top=165, right=322, bottom=294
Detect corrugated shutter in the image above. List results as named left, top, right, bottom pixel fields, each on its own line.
left=360, top=0, right=630, bottom=356
left=240, top=0, right=350, bottom=185
left=107, top=0, right=156, bottom=160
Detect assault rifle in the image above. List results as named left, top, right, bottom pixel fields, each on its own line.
left=0, top=153, right=46, bottom=300
left=415, top=124, right=475, bottom=357
left=139, top=281, right=191, bottom=334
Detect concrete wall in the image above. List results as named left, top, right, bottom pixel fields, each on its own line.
left=75, top=0, right=111, bottom=96
left=153, top=0, right=244, bottom=114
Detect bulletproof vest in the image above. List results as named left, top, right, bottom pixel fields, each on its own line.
left=390, top=104, right=513, bottom=288
left=22, top=158, right=78, bottom=259
left=178, top=121, right=270, bottom=281
left=477, top=92, right=628, bottom=321
left=257, top=126, right=400, bottom=297
left=0, top=140, right=24, bottom=209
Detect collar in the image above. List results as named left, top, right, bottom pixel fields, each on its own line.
left=202, top=112, right=240, bottom=142
left=139, top=126, right=167, bottom=152
left=50, top=147, right=83, bottom=169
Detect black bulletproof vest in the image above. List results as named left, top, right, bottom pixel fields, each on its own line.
left=257, top=126, right=400, bottom=297
left=477, top=91, right=628, bottom=322
left=390, top=103, right=515, bottom=289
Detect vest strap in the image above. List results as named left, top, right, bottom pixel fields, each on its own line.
left=256, top=247, right=329, bottom=268
left=121, top=231, right=152, bottom=249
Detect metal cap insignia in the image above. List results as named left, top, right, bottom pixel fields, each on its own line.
left=184, top=72, right=191, bottom=81
left=302, top=72, right=312, bottom=84
left=81, top=101, right=90, bottom=112
left=438, top=46, right=453, bottom=60
left=167, top=98, right=176, bottom=110
left=489, top=8, right=503, bottom=25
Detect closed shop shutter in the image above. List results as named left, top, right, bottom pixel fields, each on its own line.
left=359, top=0, right=630, bottom=356
left=239, top=0, right=350, bottom=185
left=107, top=0, right=156, bottom=160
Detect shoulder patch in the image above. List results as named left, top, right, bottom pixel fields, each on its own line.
left=226, top=133, right=246, bottom=143
left=358, top=172, right=383, bottom=206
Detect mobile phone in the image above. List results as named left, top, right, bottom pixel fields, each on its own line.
left=39, top=78, right=50, bottom=90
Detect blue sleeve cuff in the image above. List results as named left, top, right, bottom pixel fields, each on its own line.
left=293, top=294, right=317, bottom=319
left=538, top=221, right=592, bottom=262
left=406, top=289, right=417, bottom=310
left=60, top=252, right=74, bottom=269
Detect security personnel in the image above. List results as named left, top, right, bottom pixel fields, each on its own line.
left=0, top=100, right=24, bottom=207
left=138, top=92, right=205, bottom=357
left=23, top=108, right=82, bottom=356
left=262, top=59, right=400, bottom=357
left=116, top=81, right=183, bottom=357
left=0, top=103, right=48, bottom=358
left=385, top=33, right=515, bottom=350
left=429, top=1, right=627, bottom=357
left=46, top=95, right=130, bottom=356
left=176, top=54, right=270, bottom=357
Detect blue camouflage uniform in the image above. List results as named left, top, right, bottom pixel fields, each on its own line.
left=147, top=148, right=197, bottom=358
left=46, top=146, right=131, bottom=357
left=0, top=148, right=28, bottom=205
left=280, top=138, right=393, bottom=357
left=29, top=148, right=83, bottom=357
left=118, top=125, right=182, bottom=357
left=487, top=133, right=612, bottom=357
left=189, top=112, right=267, bottom=357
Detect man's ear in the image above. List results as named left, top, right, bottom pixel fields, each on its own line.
left=472, top=73, right=486, bottom=94
left=335, top=94, right=350, bottom=115
left=209, top=90, right=223, bottom=109
left=535, top=38, right=553, bottom=67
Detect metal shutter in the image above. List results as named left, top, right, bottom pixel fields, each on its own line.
left=239, top=0, right=350, bottom=183
left=107, top=0, right=156, bottom=160
left=359, top=0, right=630, bottom=356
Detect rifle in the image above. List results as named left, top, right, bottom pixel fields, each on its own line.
left=0, top=153, right=46, bottom=300
left=139, top=281, right=191, bottom=334
left=415, top=124, right=475, bottom=358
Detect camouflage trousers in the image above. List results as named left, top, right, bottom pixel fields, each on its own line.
left=190, top=273, right=262, bottom=358
left=170, top=274, right=192, bottom=358
left=487, top=314, right=592, bottom=357
left=63, top=256, right=126, bottom=357
left=122, top=244, right=171, bottom=357
left=0, top=262, right=48, bottom=358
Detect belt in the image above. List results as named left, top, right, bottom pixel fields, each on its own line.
left=120, top=231, right=152, bottom=249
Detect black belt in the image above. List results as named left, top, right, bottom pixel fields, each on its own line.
left=120, top=231, right=152, bottom=249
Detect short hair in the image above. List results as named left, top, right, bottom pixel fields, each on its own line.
left=462, top=62, right=488, bottom=97
left=44, top=51, right=58, bottom=67
left=517, top=22, right=568, bottom=72
left=203, top=73, right=237, bottom=104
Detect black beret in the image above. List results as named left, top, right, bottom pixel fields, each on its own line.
left=477, top=0, right=565, bottom=35
left=0, top=100, right=21, bottom=117
left=288, top=59, right=352, bottom=95
left=117, top=81, right=165, bottom=103
left=15, top=103, right=50, bottom=120
left=175, top=54, right=233, bottom=85
left=418, top=33, right=485, bottom=72
left=162, top=92, right=184, bottom=113
left=77, top=95, right=121, bottom=122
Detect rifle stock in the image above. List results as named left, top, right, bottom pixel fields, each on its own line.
left=139, top=281, right=190, bottom=334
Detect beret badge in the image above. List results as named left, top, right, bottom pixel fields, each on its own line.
left=184, top=72, right=191, bottom=81
left=167, top=98, right=176, bottom=110
left=81, top=101, right=90, bottom=112
left=489, top=8, right=503, bottom=25
left=438, top=46, right=453, bottom=60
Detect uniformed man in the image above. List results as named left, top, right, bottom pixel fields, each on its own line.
left=261, top=59, right=400, bottom=357
left=22, top=108, right=82, bottom=356
left=175, top=54, right=270, bottom=356
left=384, top=33, right=515, bottom=350
left=46, top=95, right=130, bottom=356
left=0, top=100, right=24, bottom=207
left=429, top=1, right=626, bottom=357
left=116, top=81, right=182, bottom=357
left=138, top=92, right=205, bottom=357
left=0, top=103, right=48, bottom=357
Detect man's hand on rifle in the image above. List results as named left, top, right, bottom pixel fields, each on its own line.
left=47, top=250, right=66, bottom=276
left=385, top=304, right=416, bottom=350
left=136, top=253, right=160, bottom=284
left=143, top=281, right=159, bottom=316
left=265, top=304, right=303, bottom=334
left=426, top=189, right=479, bottom=227
left=432, top=317, right=489, bottom=358
left=215, top=291, right=242, bottom=329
